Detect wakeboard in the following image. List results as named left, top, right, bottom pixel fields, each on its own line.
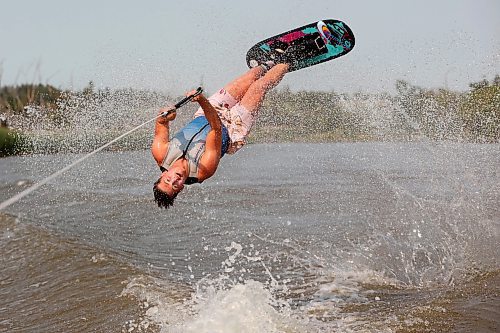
left=246, top=19, right=355, bottom=72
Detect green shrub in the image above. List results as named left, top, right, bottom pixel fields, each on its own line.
left=0, top=127, right=21, bottom=156
left=459, top=78, right=500, bottom=142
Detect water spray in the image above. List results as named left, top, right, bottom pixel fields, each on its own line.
left=0, top=87, right=203, bottom=211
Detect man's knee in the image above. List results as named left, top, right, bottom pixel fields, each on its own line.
left=251, top=78, right=275, bottom=94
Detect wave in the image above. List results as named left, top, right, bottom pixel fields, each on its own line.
left=1, top=213, right=499, bottom=332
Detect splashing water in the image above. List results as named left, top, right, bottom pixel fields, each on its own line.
left=119, top=238, right=415, bottom=333
left=121, top=241, right=312, bottom=333
left=0, top=88, right=202, bottom=211
left=0, top=115, right=158, bottom=210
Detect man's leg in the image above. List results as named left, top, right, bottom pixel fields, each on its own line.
left=222, top=66, right=267, bottom=102
left=222, top=64, right=289, bottom=154
left=193, top=66, right=268, bottom=119
left=239, top=63, right=289, bottom=113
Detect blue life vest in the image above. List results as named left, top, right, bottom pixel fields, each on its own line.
left=160, top=116, right=229, bottom=184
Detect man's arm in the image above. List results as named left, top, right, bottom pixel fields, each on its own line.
left=192, top=93, right=223, bottom=181
left=151, top=108, right=176, bottom=166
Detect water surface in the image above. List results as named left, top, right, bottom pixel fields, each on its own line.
left=1, top=142, right=499, bottom=332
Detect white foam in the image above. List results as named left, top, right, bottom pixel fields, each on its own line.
left=122, top=275, right=311, bottom=333
left=166, top=280, right=299, bottom=333
left=120, top=241, right=404, bottom=333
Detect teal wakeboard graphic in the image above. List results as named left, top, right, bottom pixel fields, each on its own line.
left=246, top=19, right=355, bottom=72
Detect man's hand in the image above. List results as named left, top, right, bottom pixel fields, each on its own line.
left=186, top=89, right=205, bottom=103
left=157, top=107, right=176, bottom=125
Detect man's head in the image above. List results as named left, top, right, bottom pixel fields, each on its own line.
left=153, top=168, right=187, bottom=209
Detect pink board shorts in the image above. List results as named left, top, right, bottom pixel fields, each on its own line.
left=193, top=88, right=256, bottom=154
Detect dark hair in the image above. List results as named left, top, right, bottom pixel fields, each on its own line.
left=153, top=178, right=177, bottom=209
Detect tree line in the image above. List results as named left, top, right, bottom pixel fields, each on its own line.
left=1, top=76, right=499, bottom=156
left=255, top=75, right=499, bottom=143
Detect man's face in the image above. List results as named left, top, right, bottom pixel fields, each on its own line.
left=157, top=169, right=185, bottom=196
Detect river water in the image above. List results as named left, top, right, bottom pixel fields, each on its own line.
left=0, top=142, right=499, bottom=332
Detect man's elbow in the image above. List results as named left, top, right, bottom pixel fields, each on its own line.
left=207, top=118, right=222, bottom=133
left=198, top=167, right=216, bottom=181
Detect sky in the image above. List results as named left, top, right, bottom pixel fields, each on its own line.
left=0, top=0, right=498, bottom=94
